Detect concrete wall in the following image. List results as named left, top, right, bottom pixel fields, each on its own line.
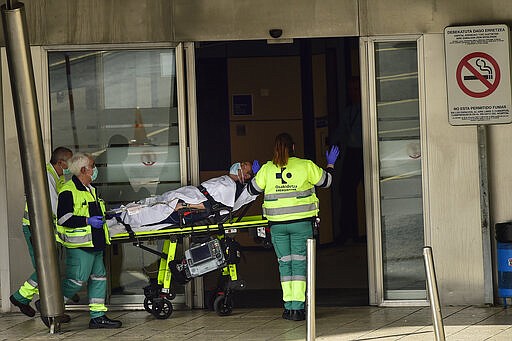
left=0, top=0, right=173, bottom=45
left=423, top=34, right=484, bottom=304
left=1, top=1, right=512, bottom=44
left=0, top=47, right=47, bottom=312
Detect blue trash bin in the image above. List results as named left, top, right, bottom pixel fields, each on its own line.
left=496, top=222, right=512, bottom=306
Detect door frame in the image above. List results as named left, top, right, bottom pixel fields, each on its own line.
left=361, top=35, right=431, bottom=307
left=40, top=42, right=200, bottom=308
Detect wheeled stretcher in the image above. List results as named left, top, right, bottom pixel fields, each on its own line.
left=109, top=209, right=270, bottom=319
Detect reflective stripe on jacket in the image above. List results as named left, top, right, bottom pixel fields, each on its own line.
left=23, top=163, right=65, bottom=225
left=251, top=157, right=331, bottom=222
left=56, top=179, right=110, bottom=248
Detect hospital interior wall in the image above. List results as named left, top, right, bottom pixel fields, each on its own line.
left=227, top=55, right=304, bottom=240
left=227, top=54, right=335, bottom=245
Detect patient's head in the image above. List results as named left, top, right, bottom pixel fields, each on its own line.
left=229, top=161, right=253, bottom=183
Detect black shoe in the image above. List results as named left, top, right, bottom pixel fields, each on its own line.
left=35, top=300, right=71, bottom=323
left=282, top=309, right=291, bottom=320
left=10, top=295, right=35, bottom=317
left=290, top=309, right=305, bottom=321
left=89, top=315, right=122, bottom=329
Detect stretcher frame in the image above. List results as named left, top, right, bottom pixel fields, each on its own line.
left=110, top=213, right=269, bottom=319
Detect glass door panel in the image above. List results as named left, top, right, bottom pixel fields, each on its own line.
left=48, top=48, right=185, bottom=304
left=374, top=41, right=426, bottom=300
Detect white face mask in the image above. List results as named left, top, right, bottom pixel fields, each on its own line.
left=229, top=162, right=243, bottom=183
left=91, top=167, right=98, bottom=182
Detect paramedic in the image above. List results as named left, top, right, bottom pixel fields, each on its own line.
left=56, top=152, right=122, bottom=329
left=247, top=133, right=339, bottom=321
left=10, top=147, right=73, bottom=322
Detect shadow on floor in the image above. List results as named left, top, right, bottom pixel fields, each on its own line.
left=206, top=288, right=369, bottom=309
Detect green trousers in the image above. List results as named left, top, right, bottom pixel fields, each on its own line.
left=62, top=248, right=108, bottom=318
left=271, top=220, right=313, bottom=310
left=12, top=225, right=39, bottom=304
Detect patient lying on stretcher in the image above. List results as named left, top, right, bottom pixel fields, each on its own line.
left=107, top=161, right=258, bottom=236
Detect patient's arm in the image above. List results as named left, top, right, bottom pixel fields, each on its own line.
left=175, top=202, right=206, bottom=211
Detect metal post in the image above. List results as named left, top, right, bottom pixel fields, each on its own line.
left=477, top=125, right=493, bottom=304
left=1, top=1, right=64, bottom=333
left=307, top=238, right=316, bottom=341
left=423, top=246, right=445, bottom=341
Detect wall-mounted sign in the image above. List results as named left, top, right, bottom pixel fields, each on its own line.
left=444, top=24, right=512, bottom=125
left=232, top=94, right=253, bottom=116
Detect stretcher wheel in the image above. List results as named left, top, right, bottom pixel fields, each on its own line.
left=151, top=298, right=173, bottom=319
left=213, top=294, right=233, bottom=316
left=143, top=297, right=153, bottom=313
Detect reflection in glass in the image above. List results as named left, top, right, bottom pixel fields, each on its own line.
left=374, top=41, right=426, bottom=300
left=48, top=49, right=183, bottom=303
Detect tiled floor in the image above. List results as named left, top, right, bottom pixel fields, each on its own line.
left=1, top=305, right=512, bottom=340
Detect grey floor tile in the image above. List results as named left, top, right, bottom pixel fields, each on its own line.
left=0, top=306, right=511, bottom=340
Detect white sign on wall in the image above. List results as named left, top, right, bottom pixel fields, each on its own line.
left=444, top=24, right=512, bottom=125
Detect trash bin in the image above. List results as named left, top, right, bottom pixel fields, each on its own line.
left=496, top=222, right=512, bottom=303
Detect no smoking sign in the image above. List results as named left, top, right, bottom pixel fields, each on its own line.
left=456, top=52, right=500, bottom=98
left=445, top=24, right=512, bottom=125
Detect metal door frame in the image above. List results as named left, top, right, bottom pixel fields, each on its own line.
left=176, top=42, right=204, bottom=309
left=38, top=42, right=200, bottom=309
left=361, top=35, right=431, bottom=307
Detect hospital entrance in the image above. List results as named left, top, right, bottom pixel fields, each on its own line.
left=195, top=37, right=369, bottom=307
left=47, top=37, right=368, bottom=309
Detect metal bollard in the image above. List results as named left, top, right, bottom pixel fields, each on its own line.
left=307, top=238, right=316, bottom=341
left=1, top=1, right=64, bottom=332
left=423, top=246, right=445, bottom=341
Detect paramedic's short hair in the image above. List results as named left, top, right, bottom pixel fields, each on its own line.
left=50, top=146, right=72, bottom=165
left=68, top=152, right=93, bottom=176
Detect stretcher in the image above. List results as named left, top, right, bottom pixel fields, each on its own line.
left=109, top=209, right=270, bottom=320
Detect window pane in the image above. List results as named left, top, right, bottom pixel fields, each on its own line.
left=374, top=41, right=426, bottom=300
left=49, top=48, right=183, bottom=301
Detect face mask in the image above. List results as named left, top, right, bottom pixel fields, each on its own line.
left=229, top=163, right=243, bottom=183
left=229, top=162, right=241, bottom=176
left=91, top=167, right=98, bottom=182
left=63, top=168, right=71, bottom=176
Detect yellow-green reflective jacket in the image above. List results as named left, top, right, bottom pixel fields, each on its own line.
left=22, top=163, right=65, bottom=225
left=250, top=157, right=331, bottom=222
left=55, top=180, right=110, bottom=248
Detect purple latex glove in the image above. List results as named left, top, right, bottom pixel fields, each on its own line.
left=252, top=159, right=261, bottom=175
left=88, top=216, right=104, bottom=229
left=326, top=146, right=340, bottom=165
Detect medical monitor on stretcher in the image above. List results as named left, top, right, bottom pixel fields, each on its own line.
left=190, top=244, right=213, bottom=264
left=184, top=239, right=226, bottom=278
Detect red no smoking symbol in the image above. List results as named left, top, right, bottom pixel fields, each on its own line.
left=456, top=52, right=501, bottom=98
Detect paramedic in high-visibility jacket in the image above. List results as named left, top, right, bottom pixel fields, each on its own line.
left=247, top=133, right=339, bottom=321
left=10, top=147, right=73, bottom=321
left=56, top=152, right=122, bottom=329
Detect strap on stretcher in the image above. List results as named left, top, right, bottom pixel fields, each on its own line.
left=115, top=216, right=136, bottom=240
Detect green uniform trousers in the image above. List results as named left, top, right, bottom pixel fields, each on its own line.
left=12, top=225, right=39, bottom=304
left=62, top=248, right=108, bottom=318
left=271, top=220, right=313, bottom=310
